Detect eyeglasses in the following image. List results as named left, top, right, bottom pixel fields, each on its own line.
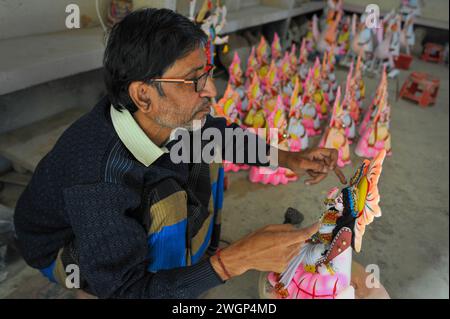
left=150, top=64, right=214, bottom=92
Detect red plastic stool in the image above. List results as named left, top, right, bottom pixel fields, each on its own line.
left=399, top=72, right=440, bottom=107
left=421, top=43, right=445, bottom=64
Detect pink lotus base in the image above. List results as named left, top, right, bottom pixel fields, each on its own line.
left=223, top=160, right=250, bottom=173
left=355, top=128, right=392, bottom=158
left=267, top=267, right=350, bottom=299
left=248, top=166, right=298, bottom=185
left=337, top=148, right=351, bottom=168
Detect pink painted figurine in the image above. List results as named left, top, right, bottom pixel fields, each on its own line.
left=245, top=46, right=259, bottom=88
left=319, top=87, right=351, bottom=167
left=214, top=84, right=250, bottom=173
left=341, top=62, right=357, bottom=143
left=271, top=32, right=283, bottom=62
left=262, top=60, right=280, bottom=98
left=359, top=66, right=387, bottom=136
left=279, top=52, right=294, bottom=108
left=320, top=50, right=338, bottom=105
left=214, top=83, right=241, bottom=124
left=301, top=69, right=322, bottom=137
left=312, top=57, right=329, bottom=121
left=298, top=38, right=310, bottom=81
left=256, top=36, right=270, bottom=77
left=229, top=51, right=248, bottom=116
left=243, top=74, right=264, bottom=127
left=249, top=96, right=298, bottom=186
left=229, top=51, right=244, bottom=88
left=355, top=78, right=392, bottom=158
left=287, top=76, right=309, bottom=152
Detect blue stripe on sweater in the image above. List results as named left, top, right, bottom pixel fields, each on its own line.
left=147, top=219, right=188, bottom=272
left=40, top=260, right=57, bottom=283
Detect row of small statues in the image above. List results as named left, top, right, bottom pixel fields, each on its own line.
left=289, top=0, right=421, bottom=77
left=213, top=33, right=392, bottom=186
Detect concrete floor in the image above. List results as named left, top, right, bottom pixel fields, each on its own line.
left=0, top=58, right=448, bottom=299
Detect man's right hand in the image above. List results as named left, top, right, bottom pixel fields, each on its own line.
left=210, top=223, right=320, bottom=281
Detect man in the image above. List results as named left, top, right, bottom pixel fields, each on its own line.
left=14, top=9, right=345, bottom=299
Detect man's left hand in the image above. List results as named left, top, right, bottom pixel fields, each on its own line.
left=279, top=148, right=347, bottom=186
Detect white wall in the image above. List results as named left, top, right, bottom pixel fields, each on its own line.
left=0, top=0, right=107, bottom=40
left=1, top=0, right=447, bottom=41
left=0, top=0, right=176, bottom=41
left=344, top=0, right=449, bottom=23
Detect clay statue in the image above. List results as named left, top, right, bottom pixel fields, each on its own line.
left=261, top=150, right=387, bottom=299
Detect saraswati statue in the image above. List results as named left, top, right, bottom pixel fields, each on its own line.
left=259, top=150, right=388, bottom=299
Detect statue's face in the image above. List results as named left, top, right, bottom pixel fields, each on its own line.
left=300, top=68, right=307, bottom=79
left=229, top=107, right=238, bottom=121
left=334, top=193, right=345, bottom=215
left=211, top=13, right=219, bottom=25
left=380, top=107, right=390, bottom=122
left=288, top=117, right=304, bottom=136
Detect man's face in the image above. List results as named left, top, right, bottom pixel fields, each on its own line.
left=147, top=48, right=217, bottom=131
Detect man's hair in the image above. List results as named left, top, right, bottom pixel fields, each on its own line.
left=103, top=8, right=208, bottom=113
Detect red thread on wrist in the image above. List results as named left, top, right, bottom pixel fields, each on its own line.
left=216, top=249, right=231, bottom=280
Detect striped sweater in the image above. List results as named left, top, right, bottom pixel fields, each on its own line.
left=14, top=96, right=270, bottom=299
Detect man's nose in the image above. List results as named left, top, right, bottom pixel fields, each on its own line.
left=200, top=76, right=217, bottom=99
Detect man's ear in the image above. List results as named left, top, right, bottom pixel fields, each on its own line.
left=129, top=81, right=154, bottom=113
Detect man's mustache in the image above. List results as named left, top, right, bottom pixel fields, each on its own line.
left=193, top=99, right=212, bottom=114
